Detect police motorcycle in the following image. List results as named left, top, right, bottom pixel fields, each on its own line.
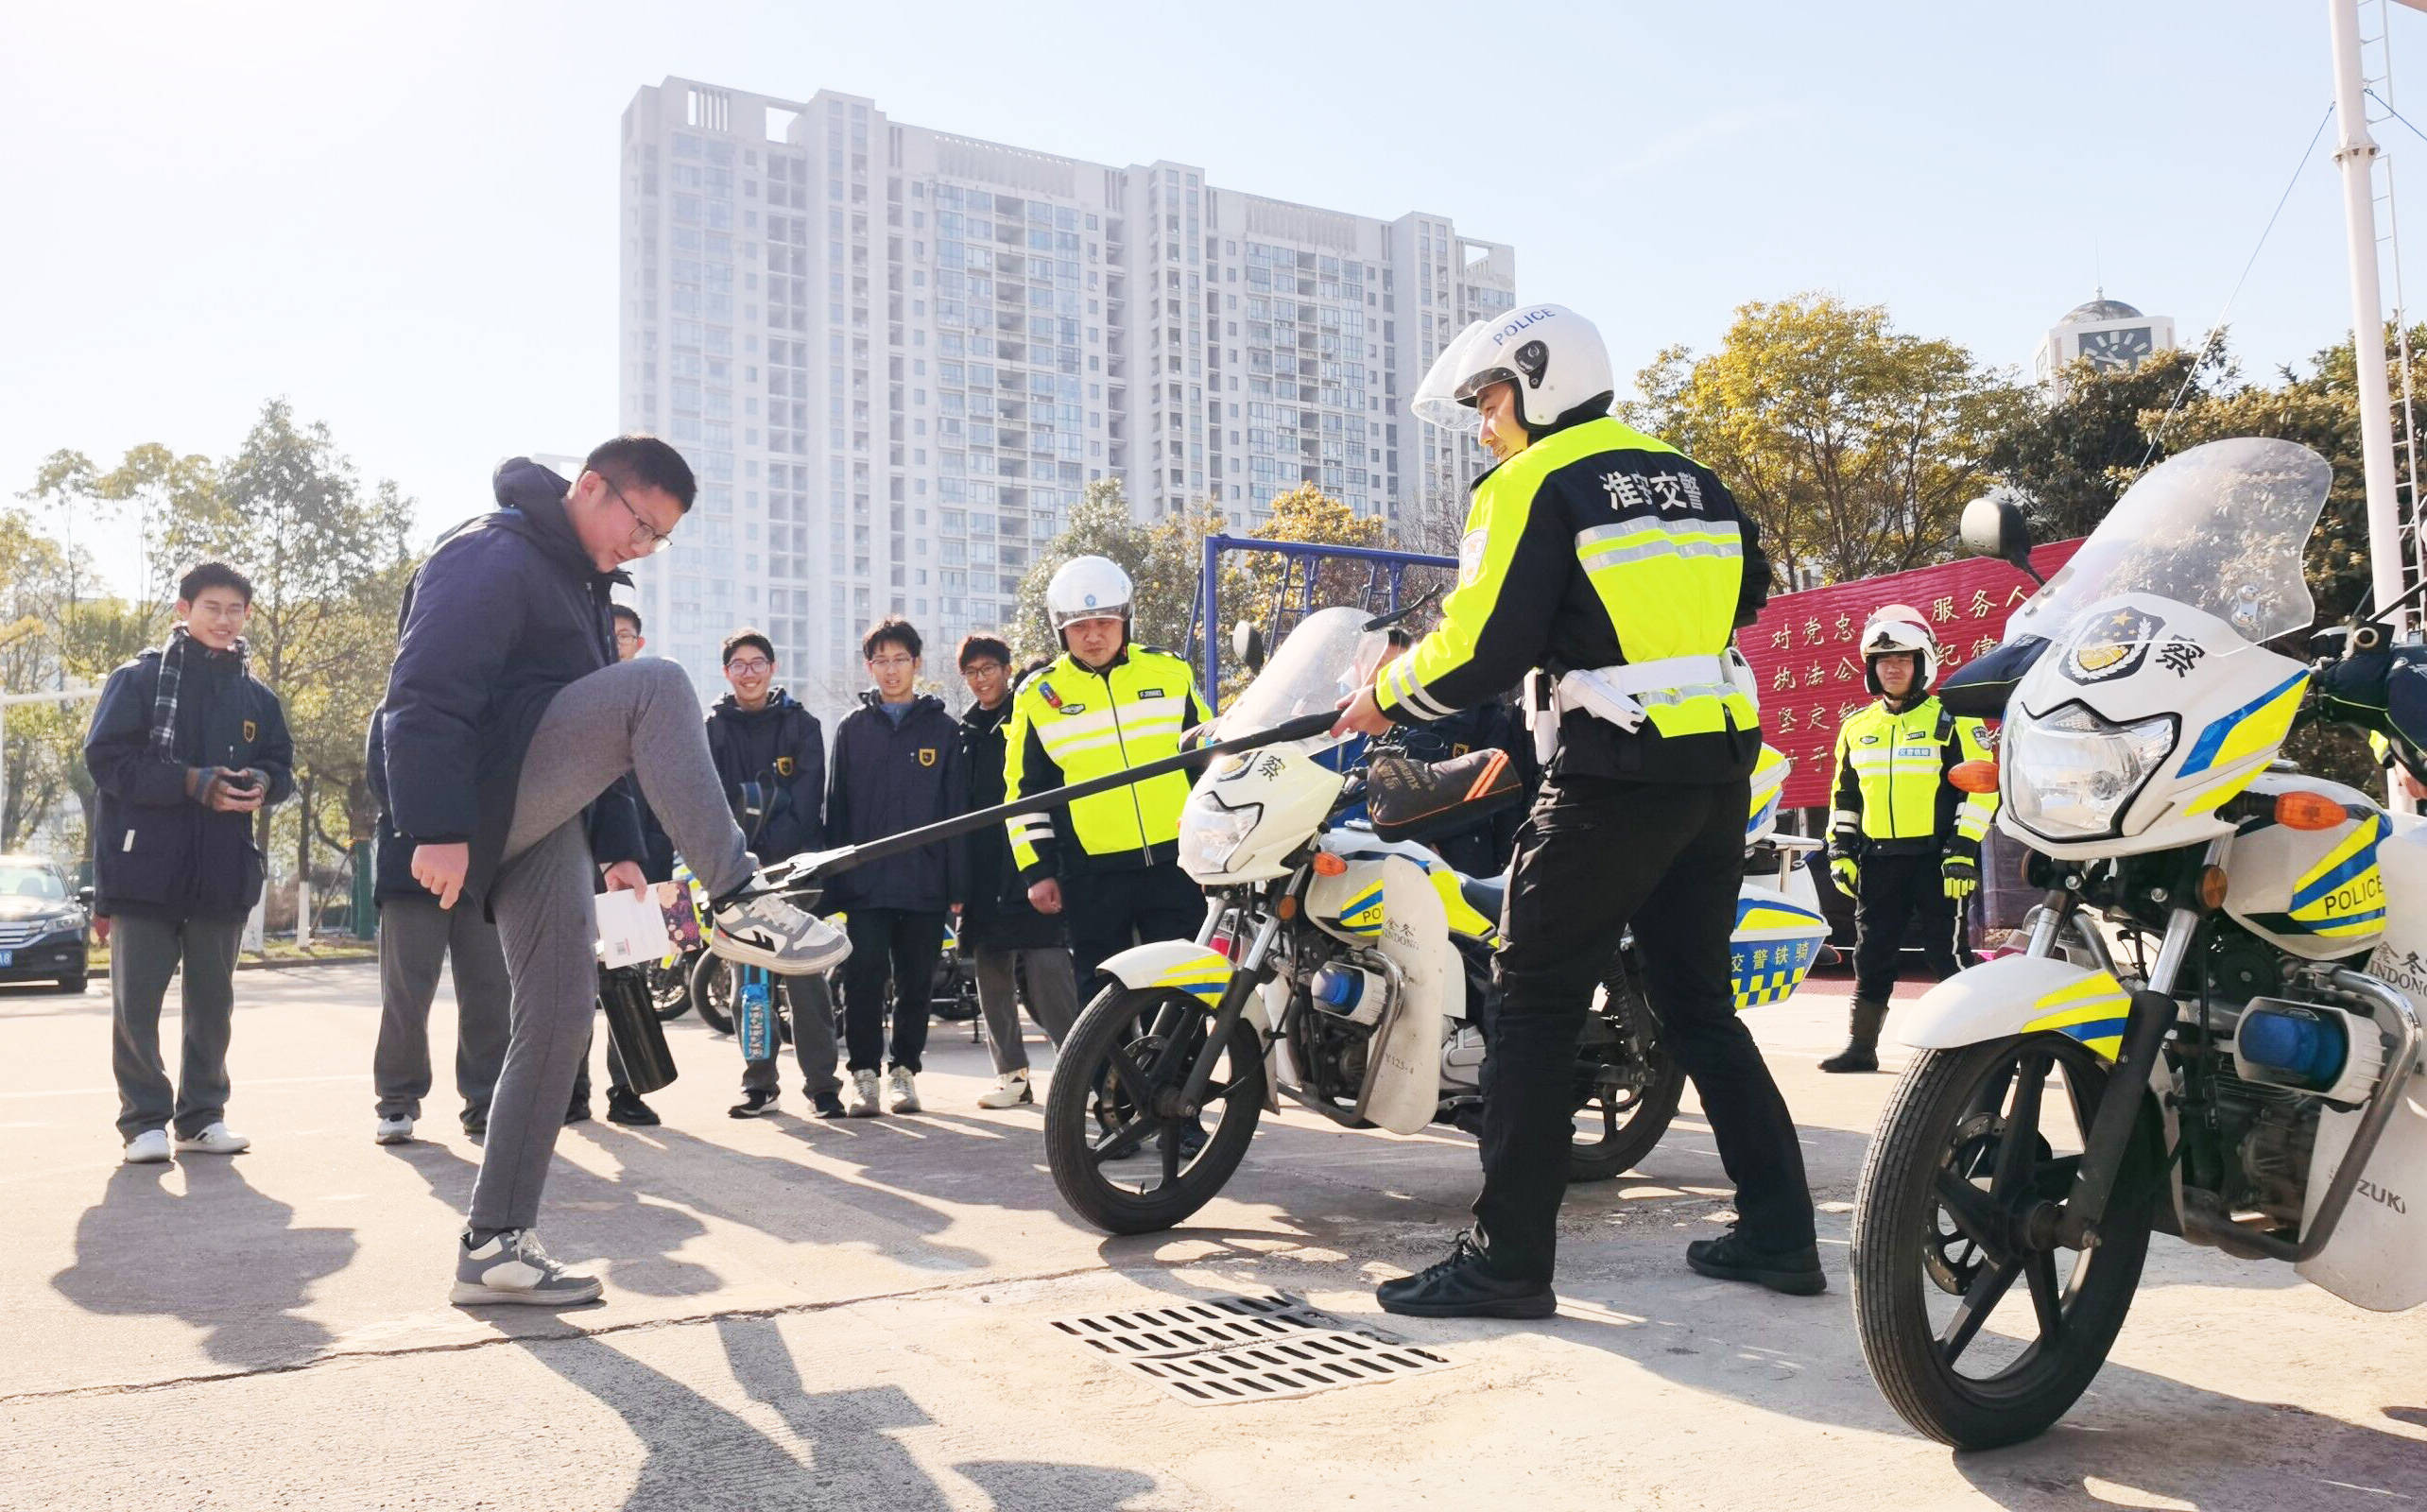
left=1848, top=437, right=2427, bottom=1451
left=1034, top=604, right=1831, bottom=1235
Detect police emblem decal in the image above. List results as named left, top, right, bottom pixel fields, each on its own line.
left=2062, top=606, right=2164, bottom=686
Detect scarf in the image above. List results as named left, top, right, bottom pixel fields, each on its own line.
left=149, top=626, right=248, bottom=763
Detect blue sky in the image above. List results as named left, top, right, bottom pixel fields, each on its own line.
left=4, top=0, right=2418, bottom=593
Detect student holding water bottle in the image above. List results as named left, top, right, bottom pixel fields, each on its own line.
left=704, top=628, right=847, bottom=1119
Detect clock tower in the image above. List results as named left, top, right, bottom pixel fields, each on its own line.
left=2033, top=295, right=2177, bottom=396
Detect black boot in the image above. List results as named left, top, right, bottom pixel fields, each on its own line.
left=1820, top=998, right=1888, bottom=1074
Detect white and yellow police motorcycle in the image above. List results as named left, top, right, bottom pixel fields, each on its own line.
left=1040, top=605, right=1831, bottom=1235
left=1849, top=437, right=2427, bottom=1450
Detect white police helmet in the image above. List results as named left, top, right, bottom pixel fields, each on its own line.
left=1860, top=604, right=1942, bottom=693
left=1046, top=555, right=1134, bottom=638
left=1411, top=303, right=1615, bottom=434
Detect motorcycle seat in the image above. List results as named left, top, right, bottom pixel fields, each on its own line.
left=1459, top=872, right=1506, bottom=922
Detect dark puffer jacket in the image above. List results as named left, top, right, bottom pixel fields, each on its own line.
left=373, top=459, right=643, bottom=909
left=958, top=698, right=1061, bottom=949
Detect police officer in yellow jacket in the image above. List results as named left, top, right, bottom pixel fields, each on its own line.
left=1822, top=605, right=1999, bottom=1073
left=1006, top=556, right=1214, bottom=990
left=1334, top=303, right=1819, bottom=1315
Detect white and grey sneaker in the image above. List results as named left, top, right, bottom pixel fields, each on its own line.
left=849, top=1068, right=885, bottom=1117
left=174, top=1123, right=250, bottom=1156
left=122, top=1128, right=171, bottom=1164
left=977, top=1070, right=1032, bottom=1108
left=374, top=1114, right=415, bottom=1145
left=451, top=1228, right=603, bottom=1307
left=710, top=887, right=851, bottom=976
left=887, top=1066, right=921, bottom=1114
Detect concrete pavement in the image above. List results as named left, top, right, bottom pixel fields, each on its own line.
left=2, top=962, right=2423, bottom=1510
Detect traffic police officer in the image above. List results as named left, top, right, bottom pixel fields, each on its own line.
left=1005, top=557, right=1214, bottom=991
left=1334, top=303, right=1820, bottom=1316
left=1823, top=606, right=1999, bottom=1072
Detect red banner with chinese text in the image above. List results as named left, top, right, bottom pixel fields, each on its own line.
left=1744, top=541, right=2084, bottom=810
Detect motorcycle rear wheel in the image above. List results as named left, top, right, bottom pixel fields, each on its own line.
left=1044, top=984, right=1266, bottom=1235
left=1850, top=1032, right=2157, bottom=1451
left=1565, top=966, right=1686, bottom=1183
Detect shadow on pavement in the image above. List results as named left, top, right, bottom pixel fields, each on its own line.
left=49, top=1160, right=357, bottom=1371
left=522, top=1314, right=1175, bottom=1510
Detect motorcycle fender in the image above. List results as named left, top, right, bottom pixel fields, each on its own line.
left=1097, top=940, right=1270, bottom=1036
left=1363, top=855, right=1455, bottom=1135
left=1897, top=955, right=2133, bottom=1058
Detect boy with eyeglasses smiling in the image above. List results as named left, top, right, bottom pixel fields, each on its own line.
left=825, top=617, right=966, bottom=1115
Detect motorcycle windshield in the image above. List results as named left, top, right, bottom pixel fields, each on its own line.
left=1216, top=605, right=1384, bottom=745
left=2005, top=437, right=2331, bottom=648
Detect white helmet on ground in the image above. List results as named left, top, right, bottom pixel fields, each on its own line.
left=1860, top=604, right=1941, bottom=694
left=1046, top=555, right=1133, bottom=638
left=1411, top=303, right=1615, bottom=434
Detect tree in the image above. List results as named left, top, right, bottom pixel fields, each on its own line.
left=1986, top=335, right=2237, bottom=542
left=1627, top=294, right=2029, bottom=588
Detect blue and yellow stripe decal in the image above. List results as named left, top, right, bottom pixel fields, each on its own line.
left=2022, top=971, right=2132, bottom=1060
left=2179, top=670, right=2309, bottom=780
left=1149, top=950, right=1233, bottom=1006
left=2249, top=811, right=2389, bottom=941
left=1334, top=884, right=1385, bottom=938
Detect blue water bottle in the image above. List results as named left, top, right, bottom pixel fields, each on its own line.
left=737, top=967, right=774, bottom=1062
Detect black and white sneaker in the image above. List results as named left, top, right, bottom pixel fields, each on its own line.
left=451, top=1228, right=602, bottom=1307
left=728, top=1089, right=779, bottom=1119
left=710, top=887, right=852, bottom=976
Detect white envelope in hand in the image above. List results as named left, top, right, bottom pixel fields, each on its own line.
left=594, top=888, right=674, bottom=969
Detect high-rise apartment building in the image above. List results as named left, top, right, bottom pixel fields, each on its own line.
left=617, top=78, right=1515, bottom=696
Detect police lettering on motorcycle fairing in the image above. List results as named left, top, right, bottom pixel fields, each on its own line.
left=1335, top=301, right=1823, bottom=1316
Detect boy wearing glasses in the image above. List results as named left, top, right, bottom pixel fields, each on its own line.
left=377, top=439, right=849, bottom=1306
left=706, top=628, right=846, bottom=1120
left=825, top=617, right=966, bottom=1115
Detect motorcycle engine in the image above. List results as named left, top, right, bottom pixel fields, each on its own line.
left=2212, top=1058, right=2320, bottom=1228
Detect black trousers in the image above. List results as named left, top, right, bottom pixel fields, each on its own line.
left=1064, top=864, right=1206, bottom=993
left=1480, top=772, right=1815, bottom=1282
left=1851, top=849, right=1965, bottom=1003
left=841, top=908, right=947, bottom=1073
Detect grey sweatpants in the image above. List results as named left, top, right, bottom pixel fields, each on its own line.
left=467, top=658, right=754, bottom=1233
left=974, top=945, right=1080, bottom=1075
left=739, top=969, right=843, bottom=1097
left=110, top=913, right=244, bottom=1140
left=372, top=894, right=510, bottom=1123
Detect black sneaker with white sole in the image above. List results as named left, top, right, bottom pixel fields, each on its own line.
left=729, top=1088, right=779, bottom=1119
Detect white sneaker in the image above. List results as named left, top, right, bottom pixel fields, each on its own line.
left=888, top=1066, right=921, bottom=1114
left=710, top=887, right=851, bottom=975
left=122, top=1129, right=171, bottom=1164
left=450, top=1228, right=602, bottom=1306
left=174, top=1122, right=250, bottom=1156
left=977, top=1070, right=1033, bottom=1108
left=849, top=1068, right=884, bottom=1117
left=374, top=1115, right=416, bottom=1145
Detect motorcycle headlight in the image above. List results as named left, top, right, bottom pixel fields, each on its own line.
left=2005, top=702, right=2177, bottom=840
left=1179, top=792, right=1263, bottom=874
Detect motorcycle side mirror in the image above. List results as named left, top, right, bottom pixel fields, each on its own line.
left=1959, top=492, right=2044, bottom=585
left=76, top=885, right=95, bottom=909
left=1232, top=620, right=1266, bottom=674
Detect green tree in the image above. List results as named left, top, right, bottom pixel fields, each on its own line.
left=1627, top=293, right=2029, bottom=587
left=1986, top=335, right=2237, bottom=542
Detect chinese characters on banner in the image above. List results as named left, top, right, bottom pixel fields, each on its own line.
left=1742, top=541, right=2084, bottom=810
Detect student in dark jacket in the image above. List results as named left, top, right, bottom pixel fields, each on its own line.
left=705, top=627, right=847, bottom=1121
left=376, top=438, right=848, bottom=1309
left=84, top=562, right=293, bottom=1163
left=955, top=635, right=1079, bottom=1109
left=826, top=617, right=965, bottom=1117
left=366, top=713, right=510, bottom=1143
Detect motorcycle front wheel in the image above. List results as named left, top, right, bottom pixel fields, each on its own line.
left=1044, top=984, right=1266, bottom=1235
left=1850, top=1031, right=2158, bottom=1451
left=649, top=949, right=697, bottom=1022
left=1565, top=961, right=1686, bottom=1183
left=686, top=952, right=734, bottom=1036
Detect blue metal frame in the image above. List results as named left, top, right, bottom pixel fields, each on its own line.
left=1191, top=533, right=1455, bottom=696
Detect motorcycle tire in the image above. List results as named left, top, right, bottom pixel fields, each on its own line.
left=1563, top=961, right=1685, bottom=1183
left=1044, top=983, right=1266, bottom=1235
left=1850, top=1032, right=2158, bottom=1451
left=648, top=949, right=697, bottom=1022
left=687, top=950, right=734, bottom=1037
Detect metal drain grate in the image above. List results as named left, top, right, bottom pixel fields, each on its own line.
left=1120, top=1331, right=1454, bottom=1404
left=1046, top=1293, right=1394, bottom=1361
